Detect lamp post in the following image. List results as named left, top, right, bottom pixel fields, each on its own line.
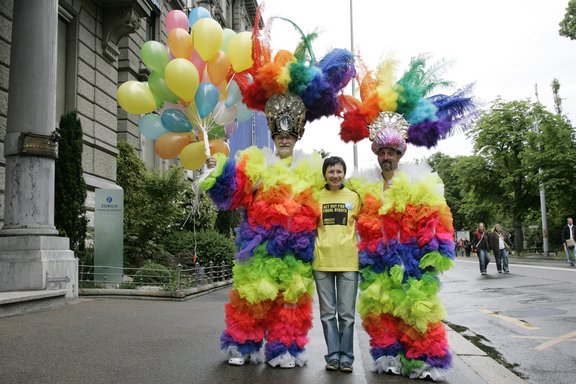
left=533, top=84, right=549, bottom=257
left=349, top=0, right=358, bottom=171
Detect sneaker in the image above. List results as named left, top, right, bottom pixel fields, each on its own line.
left=280, top=360, right=295, bottom=369
left=228, top=357, right=246, bottom=366
left=481, top=272, right=487, bottom=275
left=339, top=362, right=353, bottom=373
left=498, top=270, right=502, bottom=273
left=504, top=271, right=510, bottom=274
left=325, top=360, right=339, bottom=371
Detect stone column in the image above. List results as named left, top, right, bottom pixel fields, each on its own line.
left=0, top=0, right=77, bottom=298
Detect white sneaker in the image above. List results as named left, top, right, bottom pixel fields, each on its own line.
left=228, top=357, right=246, bottom=366
left=279, top=360, right=295, bottom=369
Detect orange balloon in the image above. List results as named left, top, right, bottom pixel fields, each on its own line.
left=167, top=28, right=193, bottom=58
left=180, top=141, right=208, bottom=170
left=155, top=132, right=195, bottom=159
left=209, top=139, right=230, bottom=157
left=207, top=51, right=231, bottom=85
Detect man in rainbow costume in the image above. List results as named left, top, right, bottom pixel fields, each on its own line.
left=201, top=20, right=355, bottom=368
left=338, top=55, right=476, bottom=380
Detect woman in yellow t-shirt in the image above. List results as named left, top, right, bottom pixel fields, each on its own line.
left=313, top=156, right=360, bottom=373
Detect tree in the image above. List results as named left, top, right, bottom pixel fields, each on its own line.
left=551, top=78, right=563, bottom=116
left=427, top=153, right=465, bottom=230
left=466, top=100, right=541, bottom=252
left=559, top=0, right=576, bottom=40
left=524, top=105, right=576, bottom=247
left=116, top=142, right=191, bottom=267
left=55, top=111, right=88, bottom=261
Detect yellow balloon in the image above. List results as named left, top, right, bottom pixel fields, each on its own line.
left=117, top=81, right=157, bottom=114
left=227, top=32, right=253, bottom=72
left=164, top=58, right=200, bottom=102
left=192, top=18, right=223, bottom=61
left=179, top=141, right=208, bottom=170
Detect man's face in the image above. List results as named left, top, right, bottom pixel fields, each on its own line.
left=568, top=218, right=573, bottom=225
left=478, top=223, right=485, bottom=232
left=376, top=147, right=402, bottom=173
left=273, top=134, right=297, bottom=159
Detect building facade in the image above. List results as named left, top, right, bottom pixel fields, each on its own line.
left=0, top=0, right=258, bottom=228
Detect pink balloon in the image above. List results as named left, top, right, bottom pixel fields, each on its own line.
left=189, top=49, right=207, bottom=81
left=166, top=10, right=189, bottom=33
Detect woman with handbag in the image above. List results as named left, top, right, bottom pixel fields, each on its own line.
left=561, top=217, right=576, bottom=267
left=473, top=223, right=491, bottom=275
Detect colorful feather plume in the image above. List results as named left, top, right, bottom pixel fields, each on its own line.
left=338, top=54, right=476, bottom=149
left=239, top=10, right=355, bottom=125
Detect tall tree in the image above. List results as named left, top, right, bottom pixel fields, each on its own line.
left=467, top=100, right=540, bottom=251
left=559, top=0, right=576, bottom=40
left=55, top=111, right=88, bottom=261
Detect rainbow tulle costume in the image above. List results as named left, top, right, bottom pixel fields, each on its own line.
left=348, top=165, right=455, bottom=380
left=201, top=147, right=325, bottom=366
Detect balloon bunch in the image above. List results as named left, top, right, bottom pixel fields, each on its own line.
left=116, top=7, right=255, bottom=170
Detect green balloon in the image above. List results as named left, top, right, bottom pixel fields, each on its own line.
left=148, top=72, right=179, bottom=104
left=208, top=124, right=225, bottom=140
left=141, top=41, right=170, bottom=74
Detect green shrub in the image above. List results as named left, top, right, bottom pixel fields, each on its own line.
left=133, top=263, right=171, bottom=286
left=194, top=229, right=236, bottom=265
left=159, top=229, right=235, bottom=266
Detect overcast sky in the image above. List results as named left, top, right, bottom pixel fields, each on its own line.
left=258, top=0, right=576, bottom=169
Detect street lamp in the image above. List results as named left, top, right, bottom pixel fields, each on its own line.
left=349, top=0, right=358, bottom=171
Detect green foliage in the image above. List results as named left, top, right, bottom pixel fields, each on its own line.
left=133, top=262, right=171, bottom=285
left=116, top=142, right=190, bottom=268
left=214, top=210, right=241, bottom=237
left=559, top=0, right=576, bottom=40
left=430, top=97, right=576, bottom=253
left=427, top=153, right=465, bottom=230
left=179, top=189, right=218, bottom=232
left=191, top=229, right=236, bottom=265
left=55, top=111, right=88, bottom=260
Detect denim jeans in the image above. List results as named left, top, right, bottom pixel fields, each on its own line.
left=313, top=271, right=359, bottom=365
left=478, top=249, right=490, bottom=273
left=496, top=249, right=509, bottom=272
left=566, top=246, right=575, bottom=265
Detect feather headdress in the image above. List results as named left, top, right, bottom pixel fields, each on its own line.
left=236, top=7, right=356, bottom=140
left=338, top=54, right=476, bottom=155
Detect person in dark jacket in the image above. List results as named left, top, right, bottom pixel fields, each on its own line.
left=473, top=222, right=491, bottom=275
left=489, top=224, right=512, bottom=273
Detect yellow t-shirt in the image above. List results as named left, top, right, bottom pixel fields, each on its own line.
left=313, top=187, right=360, bottom=271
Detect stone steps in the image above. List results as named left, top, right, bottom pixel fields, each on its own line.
left=0, top=290, right=66, bottom=318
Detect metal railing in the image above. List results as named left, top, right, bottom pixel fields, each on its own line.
left=79, top=261, right=233, bottom=291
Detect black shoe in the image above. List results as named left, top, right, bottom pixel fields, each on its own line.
left=325, top=360, right=339, bottom=371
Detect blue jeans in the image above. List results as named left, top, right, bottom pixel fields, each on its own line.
left=496, top=249, right=509, bottom=272
left=478, top=249, right=490, bottom=273
left=313, top=271, right=359, bottom=365
left=566, top=246, right=575, bottom=265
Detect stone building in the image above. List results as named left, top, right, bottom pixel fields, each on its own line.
left=0, top=0, right=258, bottom=299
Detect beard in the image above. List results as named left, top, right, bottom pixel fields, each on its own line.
left=380, top=160, right=394, bottom=172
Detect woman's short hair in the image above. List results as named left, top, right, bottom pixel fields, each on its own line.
left=322, top=156, right=347, bottom=176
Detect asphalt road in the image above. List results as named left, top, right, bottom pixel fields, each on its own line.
left=444, top=256, right=576, bottom=384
